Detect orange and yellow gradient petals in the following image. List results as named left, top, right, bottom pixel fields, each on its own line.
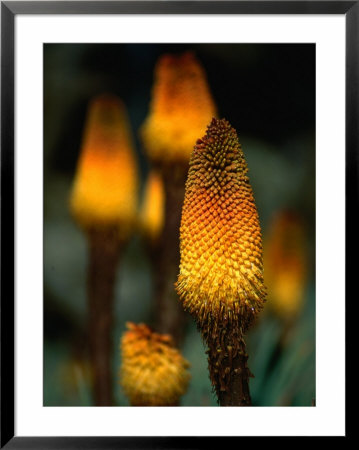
left=70, top=94, right=138, bottom=237
left=176, top=118, right=266, bottom=330
left=139, top=170, right=165, bottom=243
left=141, top=52, right=217, bottom=165
left=265, top=211, right=308, bottom=319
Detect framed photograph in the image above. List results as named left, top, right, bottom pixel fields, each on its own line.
left=1, top=1, right=353, bottom=446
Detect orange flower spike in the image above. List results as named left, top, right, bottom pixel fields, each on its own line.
left=120, top=323, right=191, bottom=406
left=176, top=118, right=266, bottom=332
left=141, top=52, right=217, bottom=165
left=70, top=94, right=138, bottom=238
left=265, top=211, right=308, bottom=320
left=176, top=118, right=265, bottom=405
left=139, top=170, right=165, bottom=243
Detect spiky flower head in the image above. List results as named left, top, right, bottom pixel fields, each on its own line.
left=265, top=211, right=308, bottom=319
left=70, top=94, right=138, bottom=238
left=139, top=170, right=165, bottom=244
left=119, top=323, right=190, bottom=406
left=176, top=118, right=266, bottom=332
left=141, top=52, right=217, bottom=166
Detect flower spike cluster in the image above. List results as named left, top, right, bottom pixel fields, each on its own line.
left=70, top=94, right=138, bottom=238
left=141, top=52, right=217, bottom=166
left=120, top=323, right=190, bottom=406
left=176, top=118, right=266, bottom=332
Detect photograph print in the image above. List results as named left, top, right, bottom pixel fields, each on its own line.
left=44, top=43, right=315, bottom=407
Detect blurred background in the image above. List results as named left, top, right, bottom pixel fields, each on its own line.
left=44, top=44, right=315, bottom=406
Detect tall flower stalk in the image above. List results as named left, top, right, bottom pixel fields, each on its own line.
left=70, top=94, right=138, bottom=405
left=141, top=52, right=217, bottom=345
left=176, top=118, right=266, bottom=406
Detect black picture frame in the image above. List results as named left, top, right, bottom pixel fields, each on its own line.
left=1, top=1, right=355, bottom=447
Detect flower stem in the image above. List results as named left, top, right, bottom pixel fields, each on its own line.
left=151, top=166, right=189, bottom=346
left=87, top=227, right=121, bottom=406
left=205, top=326, right=253, bottom=406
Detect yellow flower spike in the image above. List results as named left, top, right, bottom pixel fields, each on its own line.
left=70, top=94, right=138, bottom=239
left=139, top=170, right=165, bottom=244
left=120, top=323, right=191, bottom=406
left=177, top=118, right=265, bottom=330
left=264, top=210, right=308, bottom=320
left=141, top=52, right=217, bottom=166
left=176, top=118, right=266, bottom=405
